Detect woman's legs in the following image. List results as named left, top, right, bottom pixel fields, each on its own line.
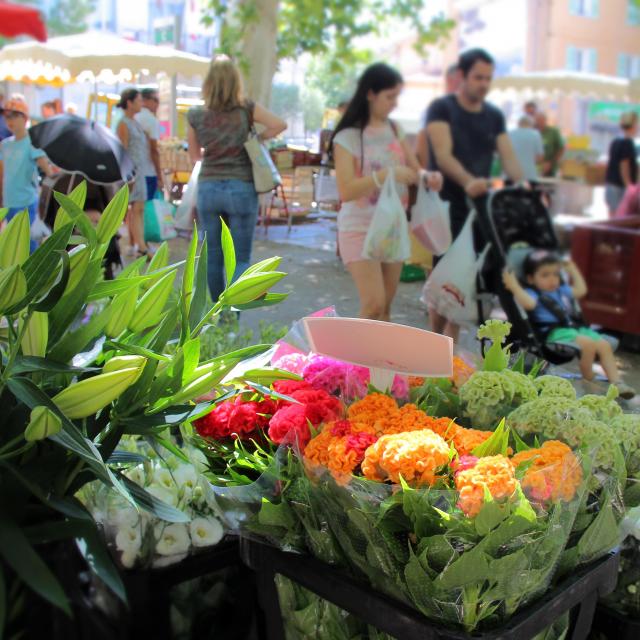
left=346, top=260, right=386, bottom=320
left=128, top=201, right=146, bottom=252
left=196, top=181, right=225, bottom=301
left=226, top=182, right=259, bottom=282
left=381, top=262, right=403, bottom=322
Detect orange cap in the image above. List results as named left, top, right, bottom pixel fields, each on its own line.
left=4, top=96, right=29, bottom=117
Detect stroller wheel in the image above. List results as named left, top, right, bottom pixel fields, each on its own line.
left=540, top=342, right=580, bottom=366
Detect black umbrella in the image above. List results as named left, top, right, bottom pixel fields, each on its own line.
left=29, top=114, right=135, bottom=184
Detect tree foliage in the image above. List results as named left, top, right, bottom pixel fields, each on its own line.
left=204, top=0, right=454, bottom=73
left=47, top=0, right=97, bottom=37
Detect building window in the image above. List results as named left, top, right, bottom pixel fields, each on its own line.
left=628, top=0, right=640, bottom=26
left=569, top=0, right=599, bottom=17
left=567, top=46, right=598, bottom=73
left=617, top=53, right=640, bottom=78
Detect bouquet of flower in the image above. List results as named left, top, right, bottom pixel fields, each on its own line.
left=79, top=436, right=225, bottom=569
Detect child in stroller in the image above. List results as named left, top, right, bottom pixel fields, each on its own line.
left=502, top=249, right=635, bottom=398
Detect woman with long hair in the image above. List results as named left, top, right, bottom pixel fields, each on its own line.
left=187, top=55, right=286, bottom=301
left=116, top=88, right=150, bottom=258
left=331, top=63, right=443, bottom=321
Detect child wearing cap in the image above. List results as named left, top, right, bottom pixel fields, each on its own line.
left=0, top=94, right=53, bottom=250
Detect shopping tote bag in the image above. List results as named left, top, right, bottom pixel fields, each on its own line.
left=144, top=193, right=177, bottom=242
left=362, top=168, right=411, bottom=262
left=410, top=184, right=452, bottom=255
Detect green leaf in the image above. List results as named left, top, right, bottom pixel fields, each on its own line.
left=220, top=218, right=236, bottom=285
left=107, top=451, right=147, bottom=465
left=472, top=419, right=510, bottom=457
left=96, top=184, right=129, bottom=244
left=75, top=520, right=127, bottom=603
left=151, top=436, right=190, bottom=464
left=105, top=341, right=170, bottom=362
left=436, top=545, right=491, bottom=590
left=146, top=241, right=169, bottom=273
left=475, top=500, right=510, bottom=536
left=241, top=256, right=282, bottom=276
left=0, top=566, right=5, bottom=638
left=0, top=512, right=70, bottom=615
left=119, top=475, right=190, bottom=523
left=182, top=223, right=199, bottom=314
left=188, top=240, right=209, bottom=332
left=32, top=250, right=71, bottom=312
left=4, top=224, right=74, bottom=313
left=48, top=302, right=111, bottom=364
left=239, top=367, right=303, bottom=385
left=181, top=338, right=201, bottom=385
left=231, top=292, right=289, bottom=311
left=12, top=356, right=95, bottom=375
left=576, top=496, right=619, bottom=562
left=219, top=271, right=286, bottom=306
left=53, top=191, right=97, bottom=246
left=88, top=264, right=182, bottom=301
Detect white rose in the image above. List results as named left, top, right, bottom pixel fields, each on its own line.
left=146, top=484, right=178, bottom=507
left=125, top=465, right=146, bottom=487
left=115, top=527, right=141, bottom=568
left=189, top=517, right=224, bottom=548
left=154, top=523, right=191, bottom=556
left=153, top=467, right=175, bottom=490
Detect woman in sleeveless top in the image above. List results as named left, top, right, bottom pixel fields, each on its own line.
left=331, top=63, right=443, bottom=321
left=187, top=55, right=286, bottom=302
left=116, top=88, right=151, bottom=258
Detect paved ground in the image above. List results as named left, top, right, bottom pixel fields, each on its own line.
left=160, top=211, right=640, bottom=408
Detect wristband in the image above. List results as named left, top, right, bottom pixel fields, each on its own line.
left=372, top=170, right=382, bottom=188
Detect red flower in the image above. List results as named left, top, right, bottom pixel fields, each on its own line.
left=330, top=420, right=353, bottom=437
left=255, top=398, right=278, bottom=428
left=272, top=379, right=312, bottom=396
left=194, top=401, right=235, bottom=440
left=228, top=401, right=261, bottom=435
left=268, top=404, right=311, bottom=448
left=290, top=389, right=342, bottom=423
left=344, top=431, right=378, bottom=459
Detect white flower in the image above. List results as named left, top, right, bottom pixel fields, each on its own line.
left=174, top=464, right=198, bottom=500
left=146, top=484, right=179, bottom=508
left=113, top=507, right=141, bottom=529
left=188, top=448, right=208, bottom=474
left=154, top=523, right=190, bottom=556
left=115, top=526, right=142, bottom=568
left=125, top=465, right=146, bottom=487
left=153, top=467, right=176, bottom=490
left=189, top=517, right=224, bottom=548
left=622, top=506, right=640, bottom=541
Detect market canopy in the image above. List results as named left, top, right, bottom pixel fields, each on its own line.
left=0, top=1, right=47, bottom=42
left=0, top=31, right=211, bottom=85
left=492, top=71, right=631, bottom=102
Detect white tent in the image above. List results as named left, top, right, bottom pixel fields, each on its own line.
left=0, top=31, right=211, bottom=85
left=492, top=71, right=631, bottom=102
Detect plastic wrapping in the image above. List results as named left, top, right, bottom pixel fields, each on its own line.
left=78, top=436, right=226, bottom=569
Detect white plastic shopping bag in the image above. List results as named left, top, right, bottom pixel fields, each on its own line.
left=362, top=168, right=411, bottom=262
left=410, top=184, right=451, bottom=255
left=421, top=211, right=491, bottom=326
left=144, top=195, right=177, bottom=242
left=175, top=161, right=200, bottom=231
left=30, top=216, right=52, bottom=244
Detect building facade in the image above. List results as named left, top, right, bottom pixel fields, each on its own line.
left=526, top=0, right=640, bottom=77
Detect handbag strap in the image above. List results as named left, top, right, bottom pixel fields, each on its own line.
left=245, top=102, right=257, bottom=136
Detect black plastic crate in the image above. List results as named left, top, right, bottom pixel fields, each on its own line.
left=592, top=605, right=640, bottom=640
left=241, top=539, right=619, bottom=640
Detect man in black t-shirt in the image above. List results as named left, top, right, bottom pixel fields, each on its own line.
left=426, top=48, right=524, bottom=340
left=604, top=111, right=638, bottom=216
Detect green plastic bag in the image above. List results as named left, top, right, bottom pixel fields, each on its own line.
left=144, top=192, right=177, bottom=242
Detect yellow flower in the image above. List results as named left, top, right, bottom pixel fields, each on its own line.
left=361, top=429, right=450, bottom=486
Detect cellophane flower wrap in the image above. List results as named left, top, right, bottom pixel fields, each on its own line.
left=78, top=435, right=225, bottom=569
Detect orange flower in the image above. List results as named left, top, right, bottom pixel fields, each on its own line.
left=452, top=356, right=475, bottom=389
left=374, top=404, right=449, bottom=436
left=347, top=393, right=399, bottom=427
left=450, top=427, right=492, bottom=457
left=408, top=376, right=425, bottom=388
left=361, top=429, right=450, bottom=486
left=455, top=455, right=517, bottom=517
left=511, top=441, right=583, bottom=503
left=304, top=420, right=377, bottom=480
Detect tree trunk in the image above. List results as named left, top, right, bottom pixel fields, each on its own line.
left=240, top=0, right=279, bottom=106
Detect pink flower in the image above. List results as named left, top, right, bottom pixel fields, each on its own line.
left=272, top=353, right=309, bottom=376
left=272, top=379, right=312, bottom=396
left=452, top=455, right=479, bottom=474
left=268, top=404, right=311, bottom=448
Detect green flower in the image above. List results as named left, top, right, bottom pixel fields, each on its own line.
left=534, top=375, right=576, bottom=400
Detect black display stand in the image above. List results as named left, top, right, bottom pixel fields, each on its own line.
left=592, top=604, right=640, bottom=640
left=241, top=539, right=619, bottom=640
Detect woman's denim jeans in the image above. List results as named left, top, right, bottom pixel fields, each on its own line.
left=196, top=179, right=259, bottom=302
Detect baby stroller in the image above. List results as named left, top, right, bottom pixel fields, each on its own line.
left=39, top=174, right=123, bottom=279
left=475, top=186, right=606, bottom=366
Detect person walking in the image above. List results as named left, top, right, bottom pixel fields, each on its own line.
left=508, top=115, right=544, bottom=184
left=0, top=94, right=53, bottom=251
left=136, top=88, right=164, bottom=200
left=534, top=112, right=564, bottom=178
left=331, top=62, right=443, bottom=321
left=0, top=94, right=11, bottom=141
left=604, top=111, right=638, bottom=217
left=187, top=55, right=286, bottom=302
left=425, top=48, right=524, bottom=341
left=116, top=88, right=151, bottom=258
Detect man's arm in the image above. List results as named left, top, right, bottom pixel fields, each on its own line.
left=36, top=156, right=53, bottom=178
left=496, top=132, right=524, bottom=182
left=426, top=121, right=486, bottom=196
left=148, top=137, right=163, bottom=188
